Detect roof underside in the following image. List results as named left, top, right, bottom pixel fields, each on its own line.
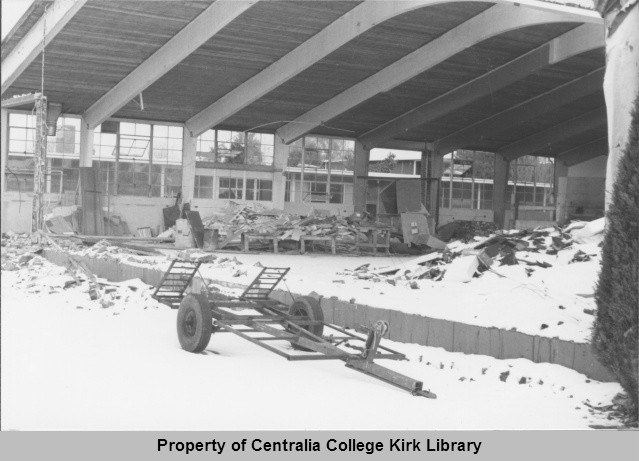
left=2, top=0, right=606, bottom=160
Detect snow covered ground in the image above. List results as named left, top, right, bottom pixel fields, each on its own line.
left=1, top=256, right=623, bottom=430
left=84, top=225, right=605, bottom=343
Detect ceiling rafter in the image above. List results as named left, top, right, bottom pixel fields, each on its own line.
left=276, top=4, right=602, bottom=145
left=499, top=108, right=608, bottom=160
left=360, top=22, right=603, bottom=149
left=83, top=0, right=256, bottom=129
left=1, top=0, right=88, bottom=95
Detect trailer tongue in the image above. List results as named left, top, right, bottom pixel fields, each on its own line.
left=153, top=261, right=436, bottom=398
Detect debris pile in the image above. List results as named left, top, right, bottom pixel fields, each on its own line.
left=343, top=218, right=606, bottom=285
left=201, top=202, right=364, bottom=250
left=1, top=231, right=44, bottom=271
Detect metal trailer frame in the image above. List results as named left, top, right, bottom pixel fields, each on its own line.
left=155, top=262, right=436, bottom=398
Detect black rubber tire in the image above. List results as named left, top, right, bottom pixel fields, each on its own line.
left=177, top=293, right=212, bottom=353
left=288, top=296, right=324, bottom=351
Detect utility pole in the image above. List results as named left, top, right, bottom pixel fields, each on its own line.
left=32, top=95, right=48, bottom=238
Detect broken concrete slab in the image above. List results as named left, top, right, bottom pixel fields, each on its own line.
left=443, top=255, right=479, bottom=283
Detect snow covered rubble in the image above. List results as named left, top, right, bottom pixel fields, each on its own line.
left=0, top=254, right=625, bottom=430
left=2, top=218, right=607, bottom=343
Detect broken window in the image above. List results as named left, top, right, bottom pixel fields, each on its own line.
left=92, top=122, right=182, bottom=198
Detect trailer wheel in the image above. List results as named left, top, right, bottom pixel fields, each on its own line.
left=288, top=296, right=324, bottom=351
left=177, top=293, right=212, bottom=353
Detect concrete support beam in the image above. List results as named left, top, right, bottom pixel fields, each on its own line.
left=181, top=130, right=197, bottom=204
left=188, top=0, right=442, bottom=137
left=277, top=5, right=601, bottom=145
left=2, top=0, right=88, bottom=95
left=360, top=23, right=603, bottom=149
left=436, top=67, right=605, bottom=154
left=554, top=159, right=569, bottom=225
left=1, top=107, right=8, bottom=194
left=84, top=0, right=255, bottom=129
left=493, top=153, right=509, bottom=228
left=353, top=140, right=369, bottom=213
left=557, top=137, right=608, bottom=167
left=420, top=144, right=443, bottom=222
left=272, top=136, right=288, bottom=210
left=500, top=108, right=608, bottom=161
left=79, top=117, right=94, bottom=168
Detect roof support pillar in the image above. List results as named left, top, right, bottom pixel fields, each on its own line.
left=181, top=130, right=197, bottom=205
left=272, top=136, right=288, bottom=210
left=1, top=107, right=7, bottom=194
left=421, top=144, right=442, bottom=225
left=493, top=153, right=510, bottom=229
left=554, top=159, right=569, bottom=225
left=353, top=140, right=369, bottom=213
left=79, top=117, right=94, bottom=168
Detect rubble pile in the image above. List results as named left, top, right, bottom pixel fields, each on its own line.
left=202, top=202, right=363, bottom=249
left=5, top=252, right=165, bottom=312
left=1, top=231, right=45, bottom=271
left=343, top=218, right=606, bottom=285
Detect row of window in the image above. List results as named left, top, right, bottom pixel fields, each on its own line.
left=197, top=130, right=274, bottom=166
left=194, top=176, right=273, bottom=201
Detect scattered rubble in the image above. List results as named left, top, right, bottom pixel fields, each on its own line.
left=339, top=218, right=606, bottom=286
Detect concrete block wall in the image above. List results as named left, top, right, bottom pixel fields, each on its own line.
left=43, top=250, right=615, bottom=383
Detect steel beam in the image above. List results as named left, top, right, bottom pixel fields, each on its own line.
left=276, top=5, right=602, bottom=145
left=1, top=0, right=88, bottom=95
left=435, top=66, right=605, bottom=154
left=83, top=0, right=255, bottom=129
left=360, top=23, right=603, bottom=149
left=499, top=108, right=607, bottom=160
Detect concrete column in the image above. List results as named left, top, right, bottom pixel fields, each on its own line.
left=272, top=136, right=288, bottom=209
left=602, top=3, right=639, bottom=210
left=79, top=117, right=94, bottom=167
left=554, top=159, right=569, bottom=225
left=422, top=144, right=443, bottom=224
left=1, top=108, right=7, bottom=195
left=182, top=129, right=196, bottom=204
left=493, top=153, right=509, bottom=229
left=353, top=140, right=369, bottom=212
